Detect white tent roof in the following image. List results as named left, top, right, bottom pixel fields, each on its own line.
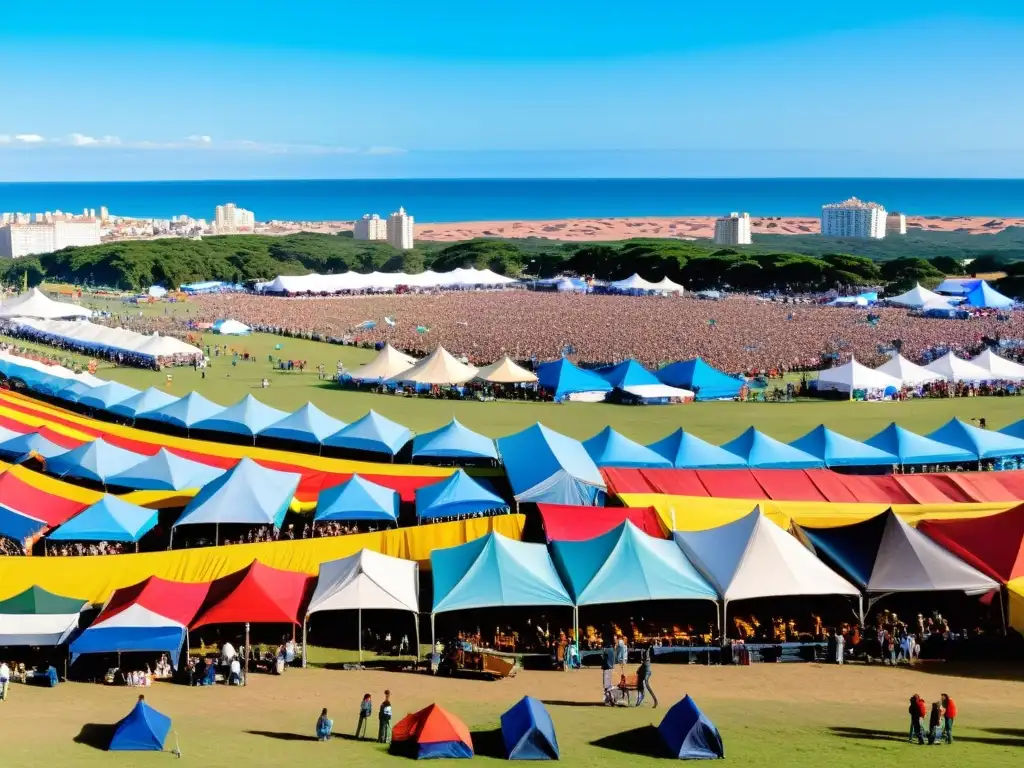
left=134, top=332, right=201, bottom=358
left=306, top=549, right=419, bottom=615
left=475, top=356, right=538, bottom=384
left=610, top=273, right=660, bottom=291
left=816, top=357, right=902, bottom=393
left=875, top=354, right=944, bottom=386
left=216, top=319, right=251, bottom=335
left=924, top=352, right=996, bottom=382
left=887, top=283, right=946, bottom=308
left=13, top=318, right=200, bottom=359
left=673, top=508, right=860, bottom=603
left=622, top=383, right=695, bottom=401
left=652, top=276, right=685, bottom=294
left=93, top=603, right=184, bottom=630
left=388, top=345, right=479, bottom=385
left=349, top=344, right=416, bottom=382
left=920, top=297, right=956, bottom=311
left=0, top=288, right=92, bottom=320
left=0, top=612, right=82, bottom=646
left=263, top=267, right=518, bottom=294
left=971, top=349, right=1024, bottom=381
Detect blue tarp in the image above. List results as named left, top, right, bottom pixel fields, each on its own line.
left=137, top=391, right=225, bottom=429
left=71, top=624, right=187, bottom=668
left=551, top=521, right=717, bottom=606
left=413, top=419, right=498, bottom=461
left=720, top=428, right=824, bottom=469
left=647, top=429, right=747, bottom=469
left=656, top=358, right=743, bottom=401
left=501, top=696, right=560, bottom=760
left=431, top=532, right=573, bottom=614
left=76, top=382, right=141, bottom=411
left=322, top=410, right=412, bottom=457
left=315, top=475, right=399, bottom=523
left=107, top=387, right=179, bottom=419
left=597, top=359, right=662, bottom=389
left=107, top=447, right=225, bottom=491
left=0, top=431, right=67, bottom=462
left=45, top=438, right=147, bottom=484
left=789, top=425, right=897, bottom=467
left=54, top=380, right=96, bottom=403
left=173, top=457, right=301, bottom=529
left=49, top=496, right=158, bottom=543
left=658, top=696, right=724, bottom=760
left=109, top=700, right=172, bottom=752
left=0, top=505, right=47, bottom=542
left=927, top=418, right=1024, bottom=460
left=535, top=358, right=612, bottom=401
left=864, top=423, right=976, bottom=465
left=258, top=402, right=346, bottom=445
left=497, top=424, right=606, bottom=506
left=583, top=426, right=672, bottom=468
left=964, top=280, right=1014, bottom=309
left=192, top=394, right=288, bottom=438
left=416, top=470, right=508, bottom=521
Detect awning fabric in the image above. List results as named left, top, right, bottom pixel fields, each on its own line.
left=107, top=387, right=179, bottom=419
left=323, top=410, right=412, bottom=457
left=789, top=425, right=897, bottom=467
left=191, top=561, right=311, bottom=628
left=583, top=427, right=672, bottom=468
left=720, top=427, right=824, bottom=469
left=415, top=470, right=508, bottom=521
left=49, top=496, right=158, bottom=543
left=259, top=403, right=346, bottom=445
left=655, top=358, right=743, bottom=401
left=306, top=549, right=419, bottom=615
left=413, top=419, right=498, bottom=461
left=535, top=358, right=612, bottom=400
left=107, top=447, right=226, bottom=491
left=926, top=418, right=1024, bottom=461
left=497, top=424, right=606, bottom=505
left=77, top=382, right=142, bottom=411
left=865, top=423, right=976, bottom=465
left=918, top=505, right=1024, bottom=583
left=136, top=391, right=225, bottom=428
left=0, top=505, right=47, bottom=542
left=537, top=504, right=665, bottom=542
left=597, top=359, right=662, bottom=389
left=0, top=586, right=87, bottom=646
left=647, top=430, right=747, bottom=469
left=46, top=438, right=148, bottom=483
left=315, top=475, right=400, bottom=523
left=192, top=394, right=289, bottom=437
left=173, top=457, right=301, bottom=529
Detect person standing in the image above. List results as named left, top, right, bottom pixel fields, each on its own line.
left=614, top=633, right=628, bottom=678
left=927, top=702, right=943, bottom=745
left=940, top=693, right=956, bottom=744
left=635, top=645, right=658, bottom=708
left=0, top=660, right=9, bottom=702
left=601, top=637, right=615, bottom=706
left=356, top=693, right=372, bottom=739
left=378, top=690, right=393, bottom=744
left=908, top=695, right=925, bottom=744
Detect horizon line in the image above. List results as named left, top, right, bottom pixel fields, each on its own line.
left=3, top=176, right=1024, bottom=185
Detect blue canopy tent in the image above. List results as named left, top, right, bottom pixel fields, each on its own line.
left=647, top=429, right=747, bottom=469
left=0, top=424, right=24, bottom=444
left=720, top=427, right=824, bottom=469
left=107, top=387, right=179, bottom=419
left=45, top=438, right=147, bottom=484
left=108, top=699, right=172, bottom=752
left=54, top=380, right=96, bottom=403
left=136, top=391, right=225, bottom=431
left=415, top=470, right=508, bottom=522
left=926, top=418, right=1024, bottom=461
left=315, top=475, right=400, bottom=524
left=48, top=496, right=158, bottom=544
left=656, top=358, right=743, bottom=401
left=0, top=431, right=67, bottom=463
left=191, top=394, right=288, bottom=441
left=1002, top=418, right=1024, bottom=441
left=864, top=423, right=976, bottom=466
left=258, top=402, right=346, bottom=446
left=501, top=696, right=560, bottom=760
left=497, top=424, right=606, bottom=506
left=535, top=358, right=612, bottom=402
left=789, top=425, right=897, bottom=468
left=658, top=695, right=724, bottom=759
left=964, top=280, right=1014, bottom=309
left=596, top=359, right=662, bottom=388
left=0, top=505, right=47, bottom=543
left=76, top=381, right=141, bottom=412
left=583, top=426, right=672, bottom=468
left=322, top=410, right=412, bottom=457
left=107, top=447, right=225, bottom=491
left=412, top=419, right=498, bottom=462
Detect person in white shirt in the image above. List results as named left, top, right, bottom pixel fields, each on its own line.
left=229, top=657, right=242, bottom=685
left=220, top=642, right=236, bottom=666
left=0, top=661, right=10, bottom=701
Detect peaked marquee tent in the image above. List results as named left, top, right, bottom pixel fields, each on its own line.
left=0, top=287, right=92, bottom=320
left=192, top=394, right=289, bottom=439
left=583, top=426, right=672, bottom=468
left=258, top=402, right=346, bottom=445
left=887, top=283, right=946, bottom=308
left=191, top=561, right=311, bottom=628
left=0, top=431, right=68, bottom=462
left=0, top=586, right=87, bottom=646
left=137, top=391, right=225, bottom=430
left=864, top=423, right=976, bottom=466
left=875, top=353, right=943, bottom=386
left=656, top=358, right=743, bottom=401
left=323, top=410, right=412, bottom=457
left=610, top=273, right=661, bottom=292
left=971, top=349, right=1024, bottom=380
left=918, top=505, right=1024, bottom=584
left=789, top=425, right=897, bottom=468
left=474, top=356, right=538, bottom=384
left=349, top=343, right=416, bottom=382
left=413, top=419, right=498, bottom=461
left=108, top=700, right=172, bottom=752
left=535, top=358, right=613, bottom=401
left=415, top=470, right=508, bottom=522
left=964, top=280, right=1014, bottom=309
left=77, top=381, right=142, bottom=412
left=658, top=695, right=725, bottom=760
left=647, top=429, right=748, bottom=469
left=816, top=358, right=902, bottom=394
left=924, top=352, right=994, bottom=383
left=391, top=704, right=475, bottom=760
left=597, top=359, right=694, bottom=401
left=107, top=387, right=179, bottom=419
left=107, top=447, right=225, bottom=491
left=501, top=696, right=560, bottom=760
left=388, top=345, right=479, bottom=385
left=720, top=427, right=824, bottom=469
left=926, top=418, right=1024, bottom=461
left=315, top=474, right=400, bottom=524
left=497, top=424, right=606, bottom=505
left=48, top=496, right=158, bottom=544
left=45, top=438, right=147, bottom=484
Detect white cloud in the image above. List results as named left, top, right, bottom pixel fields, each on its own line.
left=14, top=134, right=45, bottom=143
left=0, top=135, right=10, bottom=144
left=366, top=146, right=407, bottom=155
left=187, top=135, right=213, bottom=144
left=0, top=133, right=403, bottom=156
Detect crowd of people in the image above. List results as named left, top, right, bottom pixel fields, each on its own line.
left=45, top=541, right=128, bottom=556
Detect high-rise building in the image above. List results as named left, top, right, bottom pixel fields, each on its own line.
left=886, top=212, right=907, bottom=236
left=214, top=203, right=256, bottom=233
left=387, top=206, right=414, bottom=250
left=713, top=212, right=752, bottom=245
left=353, top=213, right=388, bottom=241
left=100, top=206, right=109, bottom=222
left=0, top=219, right=101, bottom=259
left=821, top=197, right=887, bottom=239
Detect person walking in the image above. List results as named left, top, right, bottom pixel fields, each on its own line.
left=600, top=637, right=616, bottom=706
left=378, top=690, right=393, bottom=744
left=635, top=645, right=658, bottom=708
left=356, top=693, right=372, bottom=739
left=940, top=693, right=956, bottom=744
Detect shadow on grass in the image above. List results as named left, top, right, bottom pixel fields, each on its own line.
left=245, top=729, right=318, bottom=742
left=987, top=728, right=1024, bottom=738
left=590, top=725, right=667, bottom=758
left=895, top=662, right=1024, bottom=684
left=74, top=723, right=115, bottom=750
left=541, top=699, right=609, bottom=708
left=830, top=727, right=1024, bottom=748
left=470, top=727, right=506, bottom=759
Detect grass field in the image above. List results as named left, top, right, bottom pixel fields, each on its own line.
left=3, top=662, right=1022, bottom=768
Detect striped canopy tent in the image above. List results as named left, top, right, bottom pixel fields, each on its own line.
left=0, top=586, right=88, bottom=646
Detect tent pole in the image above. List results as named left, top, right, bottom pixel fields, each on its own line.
left=358, top=608, right=363, bottom=665
left=430, top=613, right=436, bottom=652
left=302, top=615, right=308, bottom=668
left=215, top=523, right=219, bottom=546
left=858, top=595, right=865, bottom=627
left=169, top=527, right=174, bottom=550
left=414, top=613, right=420, bottom=667
left=999, top=587, right=1007, bottom=635
left=243, top=622, right=250, bottom=686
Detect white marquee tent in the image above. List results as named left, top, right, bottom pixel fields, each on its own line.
left=388, top=345, right=479, bottom=385
left=262, top=267, right=519, bottom=294
left=924, top=352, right=995, bottom=383
left=609, top=274, right=661, bottom=292
left=0, top=288, right=92, bottom=320
left=971, top=349, right=1024, bottom=381
left=816, top=357, right=902, bottom=394
left=13, top=319, right=200, bottom=360
left=348, top=344, right=416, bottom=382
left=652, top=276, right=685, bottom=294
left=474, top=356, right=539, bottom=384
left=886, top=283, right=946, bottom=309
left=875, top=354, right=943, bottom=386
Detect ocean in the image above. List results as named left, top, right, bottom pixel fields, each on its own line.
left=1, top=178, right=1024, bottom=223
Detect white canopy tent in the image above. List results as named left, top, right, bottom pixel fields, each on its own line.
left=609, top=273, right=661, bottom=292
left=816, top=357, right=902, bottom=394
left=263, top=267, right=518, bottom=294
left=971, top=349, right=1024, bottom=381
left=886, top=283, right=947, bottom=308
left=875, top=354, right=943, bottom=386
left=348, top=344, right=416, bottom=382
left=474, top=356, right=538, bottom=384
left=0, top=288, right=92, bottom=320
left=12, top=318, right=200, bottom=360
left=652, top=276, right=685, bottom=294
left=924, top=352, right=995, bottom=382
left=622, top=383, right=695, bottom=401
left=387, top=345, right=478, bottom=385
left=215, top=319, right=251, bottom=335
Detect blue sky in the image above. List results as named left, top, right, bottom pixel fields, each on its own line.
left=1, top=2, right=1023, bottom=180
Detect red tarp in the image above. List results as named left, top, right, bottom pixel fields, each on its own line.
left=599, top=467, right=658, bottom=495
left=805, top=470, right=861, bottom=503
left=98, top=576, right=212, bottom=625
left=750, top=470, right=827, bottom=502
left=190, top=560, right=311, bottom=628
left=0, top=470, right=89, bottom=527
left=918, top=505, right=1024, bottom=583
left=537, top=504, right=666, bottom=542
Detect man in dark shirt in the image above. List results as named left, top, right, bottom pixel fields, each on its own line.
left=601, top=637, right=615, bottom=706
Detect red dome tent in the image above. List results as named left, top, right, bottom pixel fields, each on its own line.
left=391, top=704, right=474, bottom=759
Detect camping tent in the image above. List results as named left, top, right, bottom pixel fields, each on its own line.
left=48, top=496, right=158, bottom=543
left=191, top=394, right=289, bottom=439
left=136, top=391, right=225, bottom=430
left=924, top=352, right=994, bottom=383
left=918, top=505, right=1024, bottom=584
left=815, top=358, right=902, bottom=395
left=474, top=356, right=539, bottom=384
left=415, top=470, right=508, bottom=522
left=789, top=425, right=897, bottom=468
left=886, top=283, right=945, bottom=308
left=76, top=381, right=142, bottom=411
left=497, top=424, right=606, bottom=505
left=720, top=427, right=824, bottom=469
left=391, top=704, right=474, bottom=759
left=656, top=358, right=743, bottom=401
left=874, top=353, right=943, bottom=386
left=322, top=410, right=412, bottom=457
left=0, top=586, right=87, bottom=646
left=413, top=419, right=498, bottom=461
left=964, top=280, right=1014, bottom=309
left=658, top=695, right=724, bottom=760
left=0, top=287, right=92, bottom=319
left=647, top=429, right=748, bottom=469
left=349, top=344, right=416, bottom=382
left=258, top=402, right=346, bottom=445
left=315, top=475, right=400, bottom=524
left=926, top=418, right=1024, bottom=461
left=108, top=700, right=172, bottom=752
left=501, top=696, right=559, bottom=760
left=45, top=438, right=147, bottom=484
left=583, top=426, right=673, bottom=468
left=107, top=447, right=225, bottom=491
left=388, top=345, right=479, bottom=385
left=107, top=387, right=179, bottom=419
left=864, top=423, right=976, bottom=466
left=971, top=349, right=1024, bottom=381
left=190, top=561, right=311, bottom=628
left=535, top=358, right=612, bottom=401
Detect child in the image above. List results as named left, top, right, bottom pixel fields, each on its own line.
left=928, top=702, right=943, bottom=745
left=356, top=693, right=372, bottom=739
left=316, top=708, right=333, bottom=741
left=378, top=690, right=393, bottom=744
left=940, top=693, right=956, bottom=744
left=908, top=695, right=925, bottom=744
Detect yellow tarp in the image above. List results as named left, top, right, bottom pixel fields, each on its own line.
left=0, top=514, right=525, bottom=605
left=1009, top=579, right=1024, bottom=636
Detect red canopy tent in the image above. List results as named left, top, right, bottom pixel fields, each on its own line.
left=0, top=469, right=90, bottom=527
left=918, top=505, right=1024, bottom=584
left=98, top=576, right=212, bottom=625
left=190, top=560, right=312, bottom=629
left=537, top=504, right=665, bottom=542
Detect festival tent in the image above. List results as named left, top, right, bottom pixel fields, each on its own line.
left=720, top=427, right=824, bottom=469
left=815, top=358, right=902, bottom=394
left=658, top=695, right=725, bottom=760
left=797, top=511, right=998, bottom=598
left=501, top=696, right=560, bottom=760
left=652, top=276, right=685, bottom=294
left=258, top=402, right=346, bottom=445
left=0, top=586, right=87, bottom=646
left=597, top=359, right=695, bottom=401
left=864, top=423, right=976, bottom=466
left=874, top=353, right=943, bottom=386
left=172, top=457, right=301, bottom=532
left=789, top=425, right=897, bottom=468
left=45, top=438, right=147, bottom=484
left=886, top=283, right=945, bottom=308
left=107, top=447, right=226, bottom=491
left=656, top=358, right=743, bottom=401
left=48, top=496, right=158, bottom=543
left=191, top=394, right=289, bottom=439
left=415, top=469, right=508, bottom=522
left=0, top=465, right=92, bottom=528
left=214, top=318, right=251, bottom=335
left=936, top=278, right=979, bottom=296
left=924, top=352, right=994, bottom=383
left=1011, top=580, right=1024, bottom=635
left=583, top=426, right=672, bottom=468
left=917, top=505, right=1024, bottom=584
left=107, top=387, right=179, bottom=419
left=391, top=704, right=474, bottom=760
left=970, top=349, right=1024, bottom=380
left=610, top=273, right=661, bottom=292
left=413, top=419, right=498, bottom=461
left=349, top=343, right=416, bottom=382
left=133, top=332, right=201, bottom=359
left=136, top=391, right=225, bottom=430
left=108, top=699, right=172, bottom=752
left=388, top=345, right=479, bottom=385
left=535, top=358, right=613, bottom=401
left=1003, top=419, right=1024, bottom=441
left=963, top=280, right=1014, bottom=309
left=323, top=410, right=412, bottom=457
left=926, top=418, right=1024, bottom=461
left=0, top=287, right=92, bottom=319
left=0, top=505, right=47, bottom=543
left=474, top=355, right=539, bottom=384
left=55, top=380, right=98, bottom=403
left=0, top=431, right=67, bottom=462
left=497, top=424, right=607, bottom=506
left=647, top=429, right=748, bottom=469
left=537, top=504, right=665, bottom=542
left=315, top=475, right=400, bottom=524
left=76, top=381, right=142, bottom=412
left=191, top=561, right=311, bottom=628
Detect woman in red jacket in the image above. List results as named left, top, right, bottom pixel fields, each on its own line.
left=940, top=694, right=956, bottom=744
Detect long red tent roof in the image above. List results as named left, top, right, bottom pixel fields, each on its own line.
left=918, top=504, right=1024, bottom=584
left=537, top=504, right=665, bottom=542
left=190, top=560, right=311, bottom=628
left=97, top=575, right=212, bottom=625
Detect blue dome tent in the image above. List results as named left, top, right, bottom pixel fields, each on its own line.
left=656, top=358, right=743, bottom=401
left=501, top=696, right=560, bottom=760
left=108, top=699, right=172, bottom=752
left=658, top=695, right=724, bottom=759
left=315, top=475, right=400, bottom=524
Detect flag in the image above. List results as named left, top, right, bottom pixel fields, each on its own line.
left=416, top=325, right=430, bottom=334
left=384, top=316, right=396, bottom=327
